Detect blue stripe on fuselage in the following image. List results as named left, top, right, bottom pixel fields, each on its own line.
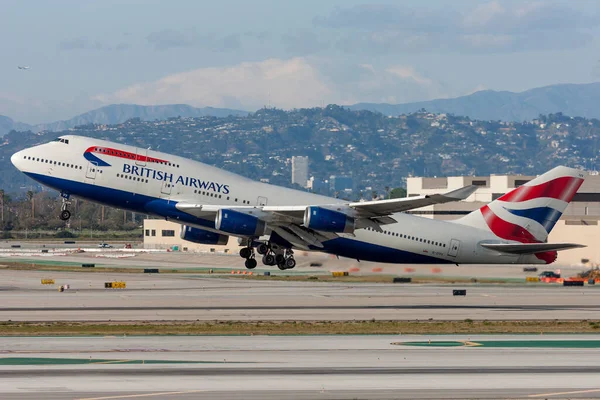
left=23, top=172, right=214, bottom=229
left=505, top=206, right=562, bottom=233
left=24, top=172, right=450, bottom=264
left=83, top=152, right=111, bottom=167
left=315, top=237, right=453, bottom=264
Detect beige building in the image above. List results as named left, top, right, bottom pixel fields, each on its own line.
left=143, top=219, right=238, bottom=253
left=407, top=172, right=600, bottom=265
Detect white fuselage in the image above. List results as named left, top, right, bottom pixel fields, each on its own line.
left=10, top=135, right=539, bottom=264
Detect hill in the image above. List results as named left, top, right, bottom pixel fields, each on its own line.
left=0, top=104, right=248, bottom=136
left=1, top=106, right=598, bottom=197
left=349, top=82, right=600, bottom=121
left=34, top=104, right=249, bottom=132
left=0, top=115, right=33, bottom=136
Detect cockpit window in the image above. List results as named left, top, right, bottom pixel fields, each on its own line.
left=54, top=138, right=69, bottom=144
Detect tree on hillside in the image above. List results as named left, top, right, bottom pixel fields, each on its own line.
left=389, top=187, right=407, bottom=199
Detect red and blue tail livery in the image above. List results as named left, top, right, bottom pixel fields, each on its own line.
left=458, top=166, right=585, bottom=263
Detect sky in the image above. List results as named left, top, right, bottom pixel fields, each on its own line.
left=1, top=0, right=599, bottom=124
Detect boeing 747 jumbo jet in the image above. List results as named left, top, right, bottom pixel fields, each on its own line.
left=11, top=135, right=585, bottom=269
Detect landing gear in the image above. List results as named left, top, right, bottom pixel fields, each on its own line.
left=239, top=245, right=258, bottom=269
left=59, top=193, right=72, bottom=221
left=276, top=249, right=296, bottom=270
left=256, top=243, right=269, bottom=255
left=245, top=258, right=257, bottom=269
left=262, top=253, right=275, bottom=266
left=240, top=241, right=297, bottom=270
left=239, top=247, right=252, bottom=259
left=60, top=209, right=71, bottom=221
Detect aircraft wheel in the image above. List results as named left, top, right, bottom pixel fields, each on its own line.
left=285, top=257, right=296, bottom=269
left=275, top=254, right=285, bottom=265
left=245, top=258, right=257, bottom=269
left=239, top=247, right=252, bottom=259
left=277, top=263, right=287, bottom=271
left=256, top=243, right=269, bottom=255
left=60, top=210, right=71, bottom=221
left=262, top=254, right=275, bottom=266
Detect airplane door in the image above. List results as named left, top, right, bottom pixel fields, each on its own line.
left=257, top=196, right=268, bottom=206
left=448, top=239, right=460, bottom=257
left=85, top=161, right=97, bottom=181
left=136, top=148, right=147, bottom=167
left=160, top=180, right=172, bottom=196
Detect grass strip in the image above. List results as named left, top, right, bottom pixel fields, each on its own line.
left=0, top=320, right=599, bottom=336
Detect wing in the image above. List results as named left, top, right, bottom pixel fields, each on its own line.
left=481, top=242, right=585, bottom=254
left=176, top=185, right=476, bottom=226
left=173, top=185, right=476, bottom=248
left=348, top=185, right=478, bottom=217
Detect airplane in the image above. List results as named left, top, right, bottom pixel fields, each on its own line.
left=17, top=66, right=30, bottom=70
left=10, top=135, right=586, bottom=269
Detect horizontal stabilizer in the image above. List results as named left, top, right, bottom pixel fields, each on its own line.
left=481, top=242, right=585, bottom=255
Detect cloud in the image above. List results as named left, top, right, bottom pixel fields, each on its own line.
left=93, top=58, right=332, bottom=110
left=146, top=29, right=241, bottom=52
left=92, top=58, right=447, bottom=110
left=282, top=32, right=329, bottom=55
left=59, top=38, right=104, bottom=51
left=386, top=66, right=434, bottom=87
left=58, top=38, right=130, bottom=51
left=315, top=1, right=599, bottom=54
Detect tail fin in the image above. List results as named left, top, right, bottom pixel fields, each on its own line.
left=456, top=166, right=585, bottom=243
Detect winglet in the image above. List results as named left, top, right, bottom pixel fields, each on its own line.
left=439, top=185, right=478, bottom=201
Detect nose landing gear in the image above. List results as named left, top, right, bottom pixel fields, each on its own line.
left=59, top=193, right=72, bottom=221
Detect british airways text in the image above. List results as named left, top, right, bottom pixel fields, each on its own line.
left=122, top=164, right=230, bottom=194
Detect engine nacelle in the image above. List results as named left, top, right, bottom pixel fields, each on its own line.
left=215, top=209, right=267, bottom=236
left=180, top=225, right=229, bottom=245
left=303, top=206, right=355, bottom=234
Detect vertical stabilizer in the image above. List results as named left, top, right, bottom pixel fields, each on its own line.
left=456, top=166, right=585, bottom=244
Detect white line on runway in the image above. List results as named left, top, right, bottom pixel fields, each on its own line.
left=78, top=390, right=209, bottom=400
left=528, top=388, right=600, bottom=397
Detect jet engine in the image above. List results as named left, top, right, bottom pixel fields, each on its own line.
left=215, top=209, right=267, bottom=236
left=303, top=206, right=355, bottom=234
left=180, top=225, right=229, bottom=245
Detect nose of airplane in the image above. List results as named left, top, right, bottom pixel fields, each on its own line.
left=11, top=150, right=24, bottom=170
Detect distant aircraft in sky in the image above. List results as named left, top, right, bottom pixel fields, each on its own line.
left=17, top=66, right=30, bottom=70
left=10, top=135, right=587, bottom=270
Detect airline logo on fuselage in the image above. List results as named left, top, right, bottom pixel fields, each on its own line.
left=83, top=146, right=169, bottom=168
left=122, top=163, right=230, bottom=194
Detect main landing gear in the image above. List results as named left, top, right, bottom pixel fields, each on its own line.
left=239, top=241, right=296, bottom=270
left=59, top=193, right=72, bottom=221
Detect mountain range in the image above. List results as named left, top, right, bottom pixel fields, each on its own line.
left=0, top=104, right=248, bottom=136
left=348, top=82, right=600, bottom=121
left=1, top=82, right=600, bottom=136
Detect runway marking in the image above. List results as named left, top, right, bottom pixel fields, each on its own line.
left=92, top=359, right=133, bottom=364
left=78, top=390, right=208, bottom=400
left=528, top=388, right=600, bottom=397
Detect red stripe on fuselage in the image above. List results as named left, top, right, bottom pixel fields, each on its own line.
left=498, top=176, right=583, bottom=203
left=85, top=146, right=169, bottom=165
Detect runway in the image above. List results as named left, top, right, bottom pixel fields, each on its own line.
left=0, top=268, right=599, bottom=321
left=1, top=335, right=600, bottom=399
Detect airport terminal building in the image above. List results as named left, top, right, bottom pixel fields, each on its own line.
left=407, top=172, right=600, bottom=265
left=144, top=171, right=600, bottom=266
